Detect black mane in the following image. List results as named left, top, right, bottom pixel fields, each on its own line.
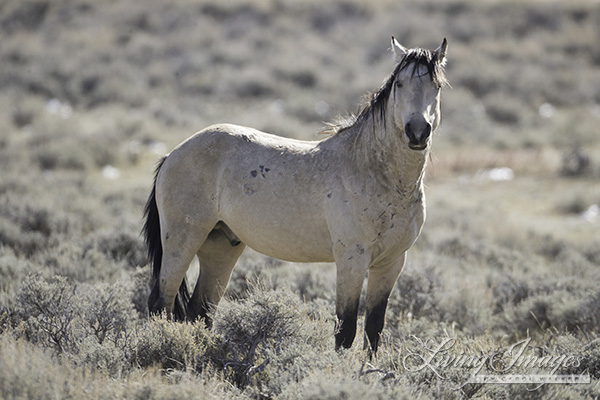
left=322, top=48, right=448, bottom=135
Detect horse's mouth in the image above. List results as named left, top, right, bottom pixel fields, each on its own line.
left=408, top=142, right=428, bottom=151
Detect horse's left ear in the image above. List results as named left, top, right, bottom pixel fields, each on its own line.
left=391, top=36, right=408, bottom=63
left=433, top=38, right=448, bottom=66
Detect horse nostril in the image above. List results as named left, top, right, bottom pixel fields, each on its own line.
left=404, top=122, right=414, bottom=141
left=423, top=124, right=431, bottom=139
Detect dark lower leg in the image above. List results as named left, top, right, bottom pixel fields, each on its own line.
left=147, top=280, right=164, bottom=315
left=188, top=296, right=214, bottom=328
left=335, top=305, right=359, bottom=350
left=365, top=299, right=389, bottom=354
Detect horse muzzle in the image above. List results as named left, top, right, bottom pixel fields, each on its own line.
left=404, top=121, right=431, bottom=151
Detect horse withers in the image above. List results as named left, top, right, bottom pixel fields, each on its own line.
left=143, top=38, right=448, bottom=355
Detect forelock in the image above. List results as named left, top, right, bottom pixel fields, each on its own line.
left=398, top=48, right=448, bottom=88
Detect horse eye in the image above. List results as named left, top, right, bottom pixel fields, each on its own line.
left=395, top=81, right=403, bottom=88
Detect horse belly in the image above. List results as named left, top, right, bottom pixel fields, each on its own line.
left=238, top=222, right=334, bottom=263
left=218, top=174, right=334, bottom=262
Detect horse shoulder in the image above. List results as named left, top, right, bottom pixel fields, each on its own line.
left=327, top=179, right=426, bottom=265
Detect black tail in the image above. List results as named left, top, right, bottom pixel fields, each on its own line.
left=143, top=156, right=190, bottom=320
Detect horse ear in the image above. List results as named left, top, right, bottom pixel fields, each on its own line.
left=391, top=36, right=408, bottom=62
left=433, top=38, right=448, bottom=66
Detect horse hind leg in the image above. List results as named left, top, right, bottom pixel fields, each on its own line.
left=154, top=249, right=197, bottom=319
left=154, top=225, right=211, bottom=320
left=188, top=223, right=245, bottom=326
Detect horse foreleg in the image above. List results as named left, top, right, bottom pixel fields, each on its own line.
left=364, top=253, right=406, bottom=356
left=190, top=227, right=245, bottom=326
left=334, top=252, right=370, bottom=350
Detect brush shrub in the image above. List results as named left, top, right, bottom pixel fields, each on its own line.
left=12, top=273, right=139, bottom=368
left=127, top=285, right=335, bottom=396
left=574, top=339, right=600, bottom=380
left=0, top=199, right=63, bottom=257
left=388, top=266, right=440, bottom=321
left=225, top=258, right=281, bottom=300
left=38, top=240, right=124, bottom=282
left=89, top=228, right=147, bottom=268
left=292, top=268, right=335, bottom=303
left=492, top=275, right=531, bottom=314
left=495, top=282, right=600, bottom=339
left=129, top=266, right=153, bottom=318
left=0, top=247, right=37, bottom=287
left=130, top=317, right=214, bottom=372
left=292, top=375, right=411, bottom=400
left=14, top=273, right=79, bottom=352
left=212, top=286, right=322, bottom=389
left=81, top=282, right=136, bottom=345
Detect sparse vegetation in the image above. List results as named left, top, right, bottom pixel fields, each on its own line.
left=1, top=0, right=599, bottom=398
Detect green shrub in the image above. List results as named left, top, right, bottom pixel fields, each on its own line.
left=484, top=92, right=524, bottom=126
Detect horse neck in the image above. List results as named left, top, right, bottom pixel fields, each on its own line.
left=334, top=108, right=429, bottom=197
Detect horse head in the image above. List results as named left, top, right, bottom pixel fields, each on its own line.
left=390, top=38, right=448, bottom=151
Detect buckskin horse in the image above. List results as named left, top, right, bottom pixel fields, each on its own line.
left=144, top=37, right=448, bottom=355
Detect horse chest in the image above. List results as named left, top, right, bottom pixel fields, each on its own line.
left=350, top=191, right=425, bottom=262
